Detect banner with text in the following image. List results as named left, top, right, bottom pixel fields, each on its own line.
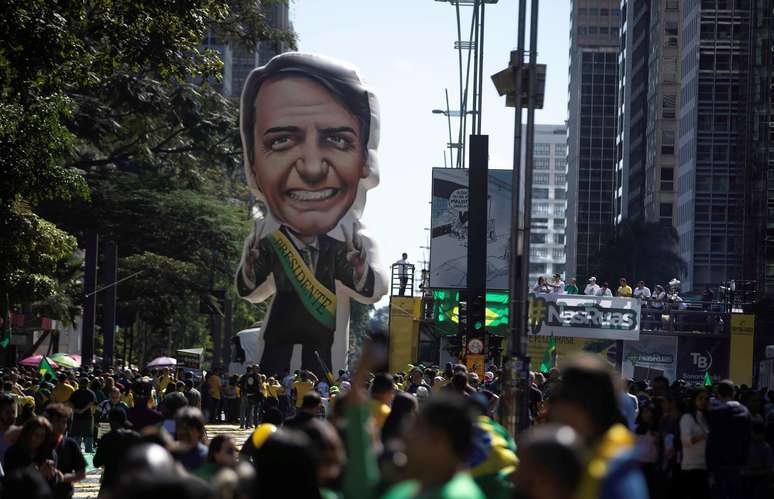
left=622, top=334, right=678, bottom=382
left=527, top=335, right=617, bottom=368
left=528, top=293, right=640, bottom=341
left=676, top=336, right=729, bottom=385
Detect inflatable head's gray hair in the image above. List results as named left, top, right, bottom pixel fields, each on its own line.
left=240, top=52, right=380, bottom=220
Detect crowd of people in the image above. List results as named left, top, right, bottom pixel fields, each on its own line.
left=0, top=341, right=773, bottom=499
left=532, top=275, right=692, bottom=307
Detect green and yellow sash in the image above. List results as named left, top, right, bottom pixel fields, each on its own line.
left=267, top=230, right=337, bottom=329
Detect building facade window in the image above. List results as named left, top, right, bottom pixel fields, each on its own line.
left=534, top=158, right=550, bottom=170
left=533, top=188, right=549, bottom=199
left=660, top=168, right=674, bottom=191
left=533, top=173, right=550, bottom=185
left=534, top=143, right=551, bottom=156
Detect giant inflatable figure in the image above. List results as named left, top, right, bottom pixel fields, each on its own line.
left=235, top=53, right=387, bottom=378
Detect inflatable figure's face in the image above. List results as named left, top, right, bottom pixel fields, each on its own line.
left=252, top=76, right=368, bottom=237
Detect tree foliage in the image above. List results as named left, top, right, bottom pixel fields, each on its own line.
left=587, top=219, right=686, bottom=288
left=1, top=1, right=295, bottom=361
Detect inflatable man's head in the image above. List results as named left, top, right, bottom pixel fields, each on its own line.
left=240, top=52, right=380, bottom=237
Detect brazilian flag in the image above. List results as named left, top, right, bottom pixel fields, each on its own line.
left=38, top=356, right=57, bottom=381
left=432, top=289, right=510, bottom=337
left=467, top=416, right=518, bottom=499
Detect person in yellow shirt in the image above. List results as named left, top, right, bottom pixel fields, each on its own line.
left=616, top=278, right=633, bottom=297
left=292, top=371, right=316, bottom=409
left=207, top=369, right=222, bottom=423
left=51, top=377, right=75, bottom=403
left=369, top=372, right=395, bottom=429
left=266, top=377, right=284, bottom=400
left=157, top=368, right=172, bottom=394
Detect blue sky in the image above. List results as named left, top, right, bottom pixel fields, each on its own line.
left=293, top=0, right=570, bottom=304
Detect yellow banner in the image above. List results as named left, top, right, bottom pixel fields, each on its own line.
left=466, top=354, right=486, bottom=380
left=730, top=314, right=755, bottom=386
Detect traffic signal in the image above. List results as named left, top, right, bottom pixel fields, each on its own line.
left=469, top=294, right=486, bottom=332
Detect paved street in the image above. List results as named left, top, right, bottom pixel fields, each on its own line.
left=73, top=424, right=253, bottom=499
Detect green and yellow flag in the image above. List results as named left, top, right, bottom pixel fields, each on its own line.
left=539, top=334, right=557, bottom=373
left=38, top=356, right=57, bottom=381
left=703, top=371, right=712, bottom=387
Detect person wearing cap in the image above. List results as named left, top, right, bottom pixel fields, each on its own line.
left=584, top=277, right=600, bottom=296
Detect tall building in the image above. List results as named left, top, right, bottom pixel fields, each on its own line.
left=747, top=1, right=774, bottom=295
left=644, top=0, right=681, bottom=226
left=615, top=0, right=682, bottom=227
left=204, top=2, right=292, bottom=98
left=615, top=0, right=651, bottom=223
left=566, top=0, right=621, bottom=281
left=525, top=124, right=569, bottom=285
left=676, top=0, right=753, bottom=290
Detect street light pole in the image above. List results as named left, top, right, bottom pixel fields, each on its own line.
left=517, top=0, right=540, bottom=433
left=501, top=0, right=528, bottom=440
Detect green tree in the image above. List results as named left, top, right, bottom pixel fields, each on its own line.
left=1, top=1, right=294, bottom=359
left=588, top=219, right=686, bottom=288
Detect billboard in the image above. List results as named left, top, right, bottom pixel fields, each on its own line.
left=432, top=289, right=509, bottom=336
left=676, top=336, right=729, bottom=385
left=622, top=334, right=678, bottom=382
left=527, top=294, right=641, bottom=341
left=430, top=168, right=512, bottom=290
left=527, top=335, right=617, bottom=368
left=234, top=53, right=388, bottom=376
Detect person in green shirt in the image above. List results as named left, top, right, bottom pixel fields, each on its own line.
left=565, top=278, right=579, bottom=295
left=193, top=434, right=237, bottom=482
left=344, top=340, right=485, bottom=499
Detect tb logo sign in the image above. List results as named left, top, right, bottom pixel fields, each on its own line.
left=690, top=351, right=713, bottom=370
